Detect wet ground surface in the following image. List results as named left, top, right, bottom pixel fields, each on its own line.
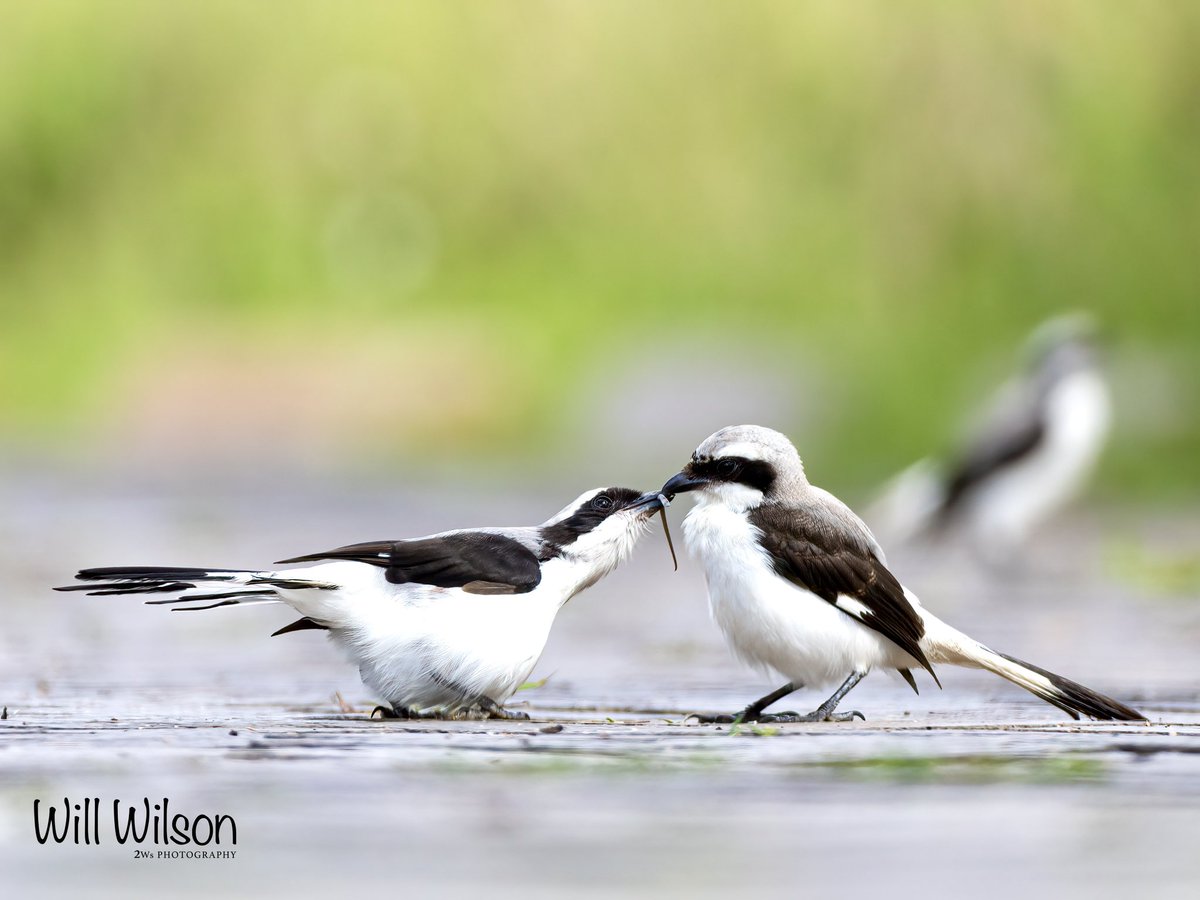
left=2, top=470, right=1199, bottom=898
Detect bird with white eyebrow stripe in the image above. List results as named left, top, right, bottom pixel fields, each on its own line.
left=661, top=425, right=1145, bottom=724
left=57, top=487, right=667, bottom=720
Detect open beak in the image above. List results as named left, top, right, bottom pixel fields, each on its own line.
left=629, top=491, right=669, bottom=514
left=661, top=470, right=708, bottom=497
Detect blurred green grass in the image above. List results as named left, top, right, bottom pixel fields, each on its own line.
left=1, top=1, right=1197, bottom=496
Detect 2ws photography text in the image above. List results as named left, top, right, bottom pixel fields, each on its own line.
left=34, top=797, right=237, bottom=858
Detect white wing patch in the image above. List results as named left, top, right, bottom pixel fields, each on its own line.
left=834, top=595, right=871, bottom=619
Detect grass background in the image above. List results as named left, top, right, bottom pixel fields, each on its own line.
left=1, top=1, right=1196, bottom=498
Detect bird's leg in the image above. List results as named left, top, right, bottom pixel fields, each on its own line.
left=477, top=696, right=531, bottom=721
left=758, top=671, right=867, bottom=723
left=687, top=682, right=800, bottom=724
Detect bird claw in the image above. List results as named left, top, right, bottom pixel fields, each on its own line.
left=371, top=705, right=450, bottom=720
left=483, top=708, right=530, bottom=721
left=371, top=705, right=409, bottom=720
left=371, top=697, right=530, bottom=721
left=475, top=696, right=531, bottom=720
left=757, top=708, right=866, bottom=723
left=684, top=712, right=738, bottom=724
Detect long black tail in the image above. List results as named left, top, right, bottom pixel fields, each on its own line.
left=55, top=566, right=335, bottom=611
left=926, top=615, right=1146, bottom=721
left=988, top=651, right=1147, bottom=722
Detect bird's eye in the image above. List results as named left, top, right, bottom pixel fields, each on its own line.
left=716, top=459, right=740, bottom=477
left=592, top=494, right=614, bottom=511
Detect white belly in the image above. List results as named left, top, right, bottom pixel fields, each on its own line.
left=683, top=502, right=909, bottom=688
left=275, top=561, right=565, bottom=712
left=967, top=371, right=1110, bottom=551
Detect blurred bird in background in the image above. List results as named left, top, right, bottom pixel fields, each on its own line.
left=868, top=314, right=1111, bottom=564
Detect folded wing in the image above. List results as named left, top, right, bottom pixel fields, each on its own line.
left=277, top=531, right=543, bottom=594
left=749, top=505, right=939, bottom=684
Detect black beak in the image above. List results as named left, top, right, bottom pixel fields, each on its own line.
left=661, top=470, right=708, bottom=497
left=629, top=491, right=668, bottom=513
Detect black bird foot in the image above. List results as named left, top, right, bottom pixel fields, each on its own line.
left=486, top=708, right=531, bottom=721
left=477, top=697, right=530, bottom=720
left=372, top=699, right=530, bottom=721
left=685, top=706, right=866, bottom=724
left=685, top=702, right=774, bottom=724
left=371, top=705, right=411, bottom=720
left=685, top=712, right=740, bottom=724
left=758, top=709, right=866, bottom=723
left=688, top=674, right=868, bottom=725
left=371, top=705, right=449, bottom=720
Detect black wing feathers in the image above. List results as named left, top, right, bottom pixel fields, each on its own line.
left=939, top=414, right=1045, bottom=518
left=277, top=532, right=543, bottom=593
left=749, top=505, right=939, bottom=683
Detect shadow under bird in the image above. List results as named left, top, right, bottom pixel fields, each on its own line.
left=57, top=487, right=666, bottom=719
left=661, top=425, right=1145, bottom=724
